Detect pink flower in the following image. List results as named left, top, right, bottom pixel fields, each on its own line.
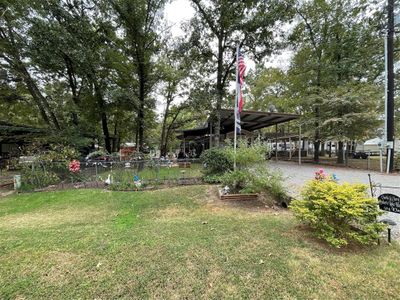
left=69, top=160, right=80, bottom=173
left=315, top=169, right=327, bottom=181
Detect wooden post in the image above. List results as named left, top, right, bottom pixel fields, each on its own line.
left=299, top=124, right=302, bottom=165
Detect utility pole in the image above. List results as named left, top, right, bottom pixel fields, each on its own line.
left=386, top=0, right=395, bottom=172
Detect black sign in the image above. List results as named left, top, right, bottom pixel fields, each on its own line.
left=378, top=193, right=400, bottom=214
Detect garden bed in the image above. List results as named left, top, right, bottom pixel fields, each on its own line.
left=35, top=180, right=106, bottom=192
left=218, top=188, right=258, bottom=201
left=26, top=177, right=204, bottom=193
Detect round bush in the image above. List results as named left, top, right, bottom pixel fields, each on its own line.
left=200, top=148, right=233, bottom=175
left=290, top=179, right=385, bottom=248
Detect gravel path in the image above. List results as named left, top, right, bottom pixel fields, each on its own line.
left=269, top=161, right=400, bottom=240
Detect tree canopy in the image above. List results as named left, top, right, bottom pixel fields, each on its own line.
left=0, top=0, right=397, bottom=158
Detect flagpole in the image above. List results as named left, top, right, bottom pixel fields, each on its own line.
left=234, top=45, right=239, bottom=171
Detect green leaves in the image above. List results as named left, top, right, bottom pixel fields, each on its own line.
left=290, top=179, right=386, bottom=248
left=200, top=147, right=233, bottom=176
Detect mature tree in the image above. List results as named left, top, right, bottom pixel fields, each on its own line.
left=0, top=70, right=41, bottom=126
left=28, top=0, right=123, bottom=153
left=288, top=0, right=384, bottom=162
left=1, top=1, right=61, bottom=130
left=319, top=83, right=382, bottom=162
left=187, top=0, right=290, bottom=146
left=111, top=0, right=166, bottom=152
left=245, top=67, right=292, bottom=112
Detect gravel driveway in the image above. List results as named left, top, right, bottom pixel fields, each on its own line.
left=269, top=161, right=400, bottom=240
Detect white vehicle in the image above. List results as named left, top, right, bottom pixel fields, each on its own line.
left=356, top=138, right=400, bottom=156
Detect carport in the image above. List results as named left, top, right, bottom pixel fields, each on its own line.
left=176, top=109, right=300, bottom=157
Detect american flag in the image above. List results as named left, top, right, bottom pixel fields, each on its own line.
left=235, top=49, right=246, bottom=134
left=237, top=50, right=246, bottom=113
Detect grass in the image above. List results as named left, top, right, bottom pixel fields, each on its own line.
left=0, top=186, right=399, bottom=299
left=110, top=163, right=203, bottom=181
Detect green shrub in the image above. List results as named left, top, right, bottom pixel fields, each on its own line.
left=221, top=166, right=286, bottom=199
left=86, top=150, right=108, bottom=160
left=244, top=167, right=286, bottom=199
left=200, top=148, right=233, bottom=175
left=224, top=139, right=268, bottom=169
left=221, top=169, right=249, bottom=193
left=395, top=152, right=400, bottom=171
left=21, top=164, right=60, bottom=189
left=202, top=174, right=223, bottom=184
left=290, top=179, right=385, bottom=248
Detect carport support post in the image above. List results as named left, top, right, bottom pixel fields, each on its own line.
left=386, top=149, right=391, bottom=174
left=299, top=124, right=302, bottom=165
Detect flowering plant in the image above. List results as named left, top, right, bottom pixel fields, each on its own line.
left=314, top=169, right=327, bottom=181
left=69, top=160, right=80, bottom=173
left=314, top=169, right=338, bottom=182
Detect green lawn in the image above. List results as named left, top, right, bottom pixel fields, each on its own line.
left=96, top=163, right=203, bottom=183
left=0, top=186, right=399, bottom=299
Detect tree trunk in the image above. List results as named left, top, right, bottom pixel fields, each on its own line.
left=113, top=122, right=119, bottom=153
left=328, top=141, right=332, bottom=158
left=100, top=112, right=111, bottom=153
left=160, top=99, right=170, bottom=157
left=313, top=96, right=321, bottom=163
left=313, top=141, right=320, bottom=163
left=214, top=35, right=224, bottom=147
left=313, top=50, right=322, bottom=163
left=91, top=77, right=111, bottom=153
left=21, top=71, right=51, bottom=127
left=4, top=22, right=60, bottom=130
left=135, top=126, right=139, bottom=150
left=337, top=141, right=344, bottom=164
left=137, top=103, right=144, bottom=152
left=19, top=65, right=61, bottom=130
left=42, top=96, right=61, bottom=130
left=320, top=142, right=325, bottom=156
left=137, top=57, right=147, bottom=152
left=64, top=54, right=80, bottom=125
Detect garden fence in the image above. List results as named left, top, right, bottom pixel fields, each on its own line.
left=11, top=158, right=203, bottom=191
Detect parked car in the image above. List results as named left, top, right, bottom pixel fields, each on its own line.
left=352, top=151, right=369, bottom=159
left=85, top=151, right=110, bottom=162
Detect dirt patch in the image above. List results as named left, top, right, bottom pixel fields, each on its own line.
left=204, top=185, right=220, bottom=202
left=40, top=251, right=84, bottom=285
left=203, top=185, right=290, bottom=214
left=155, top=205, right=193, bottom=220
left=0, top=206, right=109, bottom=229
left=284, top=224, right=380, bottom=253
left=0, top=190, right=15, bottom=198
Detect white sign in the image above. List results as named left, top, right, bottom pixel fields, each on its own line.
left=395, top=14, right=400, bottom=26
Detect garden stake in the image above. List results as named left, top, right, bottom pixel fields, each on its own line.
left=368, top=174, right=374, bottom=197
left=388, top=228, right=391, bottom=243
